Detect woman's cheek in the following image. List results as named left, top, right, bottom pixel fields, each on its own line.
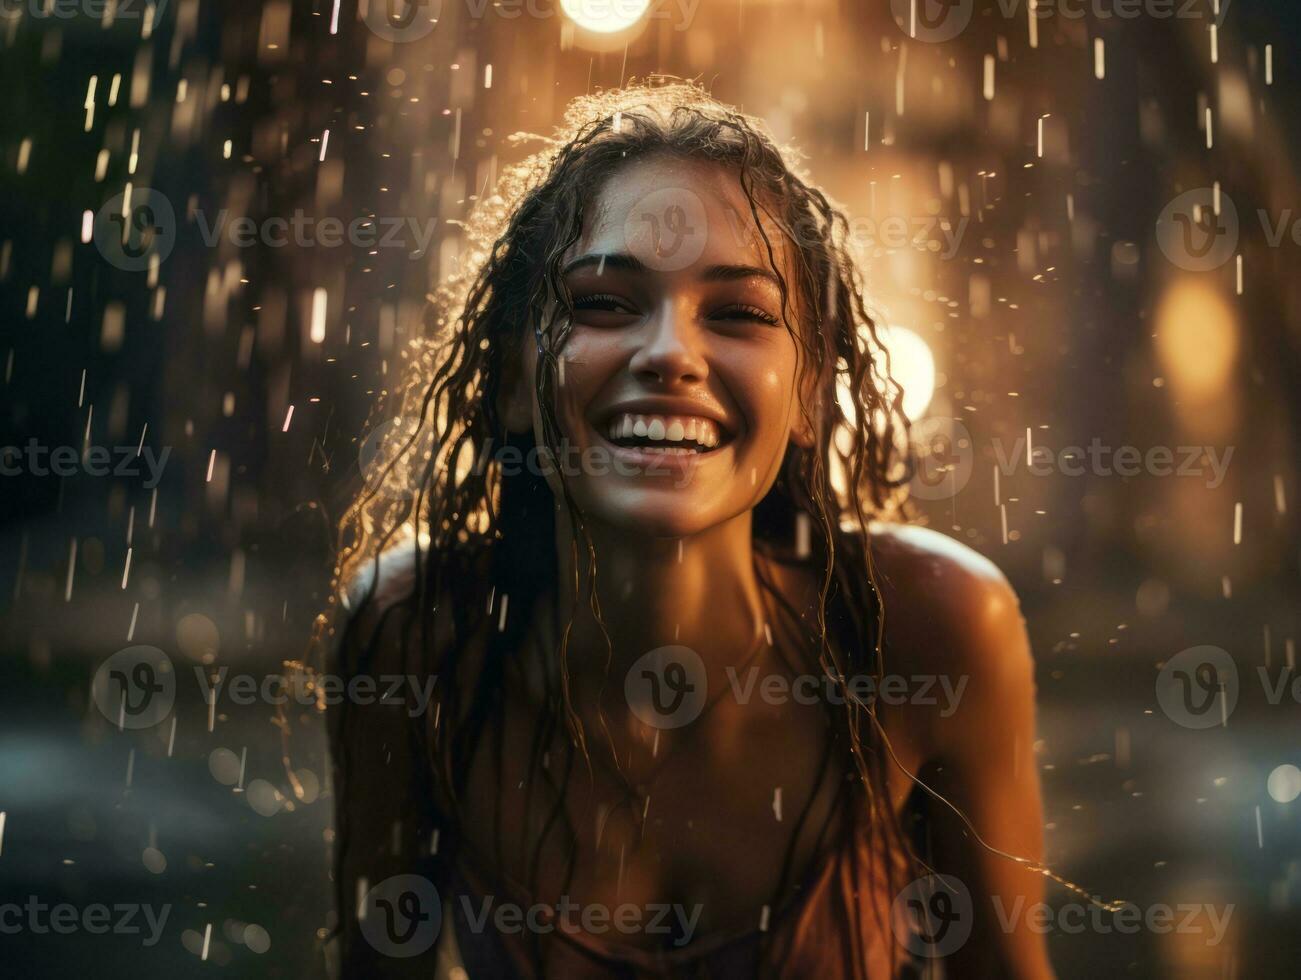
left=548, top=345, right=612, bottom=442
left=743, top=360, right=797, bottom=432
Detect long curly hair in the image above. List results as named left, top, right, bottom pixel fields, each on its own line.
left=327, top=79, right=922, bottom=977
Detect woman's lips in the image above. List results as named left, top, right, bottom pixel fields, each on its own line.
left=586, top=418, right=734, bottom=476
left=604, top=412, right=725, bottom=450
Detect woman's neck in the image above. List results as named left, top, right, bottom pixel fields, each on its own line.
left=550, top=506, right=770, bottom=687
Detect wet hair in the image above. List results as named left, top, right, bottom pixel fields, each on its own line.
left=327, top=79, right=920, bottom=977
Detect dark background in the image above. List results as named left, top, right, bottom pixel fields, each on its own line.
left=1, top=0, right=1298, bottom=976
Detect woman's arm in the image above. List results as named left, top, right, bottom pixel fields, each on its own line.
left=328, top=549, right=443, bottom=979
left=873, top=524, right=1056, bottom=979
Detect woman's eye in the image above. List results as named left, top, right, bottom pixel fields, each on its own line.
left=711, top=304, right=780, bottom=326
left=571, top=293, right=637, bottom=315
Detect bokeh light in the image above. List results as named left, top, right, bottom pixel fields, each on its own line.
left=560, top=0, right=651, bottom=34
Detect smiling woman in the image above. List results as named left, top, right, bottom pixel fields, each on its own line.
left=325, top=81, right=1056, bottom=979
left=498, top=155, right=818, bottom=538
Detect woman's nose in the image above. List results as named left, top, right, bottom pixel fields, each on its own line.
left=628, top=300, right=709, bottom=386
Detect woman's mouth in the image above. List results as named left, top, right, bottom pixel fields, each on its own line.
left=601, top=412, right=732, bottom=456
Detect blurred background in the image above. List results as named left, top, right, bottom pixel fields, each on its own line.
left=1, top=0, right=1298, bottom=976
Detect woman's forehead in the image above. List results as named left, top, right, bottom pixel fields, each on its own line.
left=572, top=155, right=794, bottom=276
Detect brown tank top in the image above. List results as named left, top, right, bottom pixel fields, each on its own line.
left=431, top=780, right=927, bottom=980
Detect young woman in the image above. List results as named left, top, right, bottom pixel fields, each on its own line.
left=328, top=82, right=1055, bottom=979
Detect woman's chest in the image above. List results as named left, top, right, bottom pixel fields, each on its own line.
left=450, top=673, right=929, bottom=947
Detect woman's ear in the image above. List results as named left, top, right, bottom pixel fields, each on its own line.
left=495, top=342, right=535, bottom=434
left=790, top=409, right=817, bottom=449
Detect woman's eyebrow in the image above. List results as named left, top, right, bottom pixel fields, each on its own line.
left=562, top=252, right=645, bottom=276
left=700, top=263, right=781, bottom=287
left=563, top=252, right=780, bottom=288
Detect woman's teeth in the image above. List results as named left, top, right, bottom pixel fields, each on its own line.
left=606, top=413, right=723, bottom=453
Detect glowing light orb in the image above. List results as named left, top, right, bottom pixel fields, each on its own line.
left=1155, top=279, right=1238, bottom=400
left=1267, top=764, right=1301, bottom=804
left=876, top=326, right=937, bottom=421
left=834, top=325, right=938, bottom=432
left=560, top=0, right=651, bottom=34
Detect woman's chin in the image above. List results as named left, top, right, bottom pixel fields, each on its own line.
left=580, top=491, right=723, bottom=540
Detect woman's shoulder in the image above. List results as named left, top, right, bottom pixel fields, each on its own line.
left=866, top=521, right=1030, bottom=681
left=865, top=522, right=1038, bottom=770
left=867, top=521, right=1016, bottom=602
left=336, top=536, right=491, bottom=676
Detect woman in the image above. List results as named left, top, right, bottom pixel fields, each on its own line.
left=327, top=81, right=1054, bottom=979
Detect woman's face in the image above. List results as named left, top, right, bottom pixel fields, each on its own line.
left=512, top=155, right=812, bottom=539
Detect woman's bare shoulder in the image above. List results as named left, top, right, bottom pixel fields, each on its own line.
left=868, top=521, right=1007, bottom=582
left=867, top=522, right=1029, bottom=678
left=344, top=541, right=420, bottom=610
left=335, top=541, right=422, bottom=675
left=337, top=538, right=493, bottom=678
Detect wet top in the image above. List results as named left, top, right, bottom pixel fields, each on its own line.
left=433, top=778, right=927, bottom=980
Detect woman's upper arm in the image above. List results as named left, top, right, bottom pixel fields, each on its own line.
left=329, top=550, right=442, bottom=977
left=873, top=524, right=1056, bottom=979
